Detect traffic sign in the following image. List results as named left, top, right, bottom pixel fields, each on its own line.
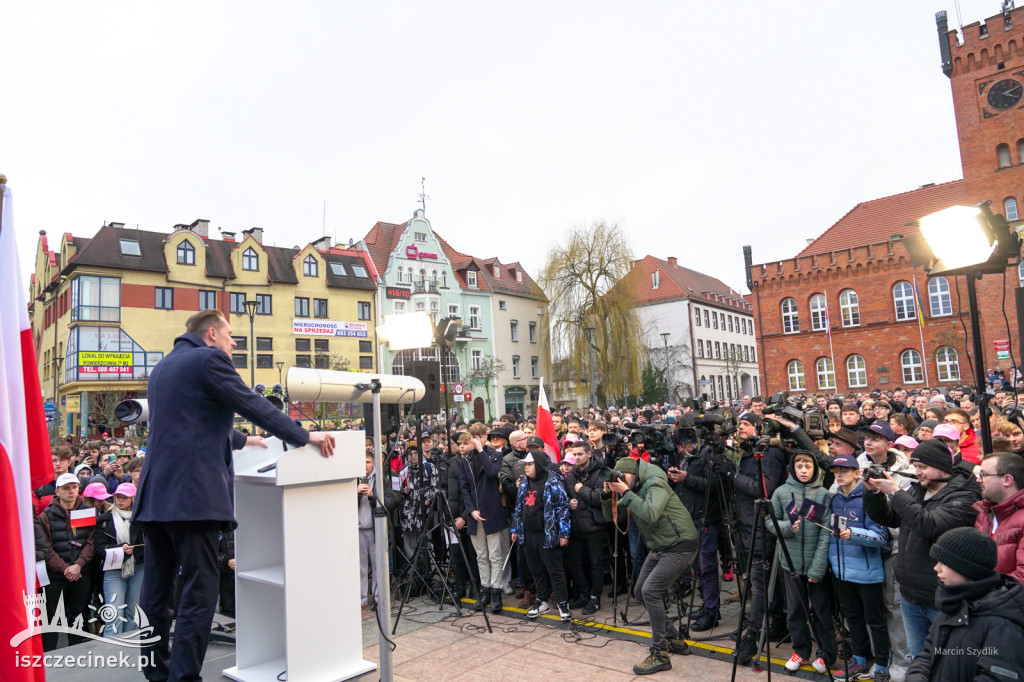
left=464, top=392, right=472, bottom=400
left=454, top=383, right=464, bottom=395
left=453, top=394, right=464, bottom=402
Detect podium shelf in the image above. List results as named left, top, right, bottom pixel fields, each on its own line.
left=237, top=565, right=284, bottom=587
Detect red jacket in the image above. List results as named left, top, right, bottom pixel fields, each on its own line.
left=959, top=429, right=980, bottom=465
left=974, top=488, right=1024, bottom=583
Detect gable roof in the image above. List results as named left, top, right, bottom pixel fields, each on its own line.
left=796, top=180, right=966, bottom=257
left=622, top=255, right=750, bottom=311
left=361, top=221, right=406, bottom=275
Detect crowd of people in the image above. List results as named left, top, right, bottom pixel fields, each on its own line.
left=30, top=381, right=1024, bottom=680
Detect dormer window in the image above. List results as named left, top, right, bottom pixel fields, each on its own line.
left=652, top=270, right=660, bottom=289
left=516, top=269, right=523, bottom=282
left=119, top=239, right=141, bottom=257
left=467, top=270, right=478, bottom=288
left=177, top=240, right=195, bottom=265
left=493, top=265, right=500, bottom=278
left=303, top=254, right=318, bottom=277
left=351, top=264, right=368, bottom=278
left=242, top=247, right=259, bottom=271
left=329, top=262, right=346, bottom=276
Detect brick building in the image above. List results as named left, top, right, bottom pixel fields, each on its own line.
left=748, top=6, right=1024, bottom=396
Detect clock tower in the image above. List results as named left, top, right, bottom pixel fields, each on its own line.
left=940, top=4, right=1024, bottom=217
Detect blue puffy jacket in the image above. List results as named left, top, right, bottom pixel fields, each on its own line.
left=829, top=482, right=889, bottom=585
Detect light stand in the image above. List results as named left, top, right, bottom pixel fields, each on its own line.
left=243, top=299, right=260, bottom=387
left=661, top=332, right=671, bottom=403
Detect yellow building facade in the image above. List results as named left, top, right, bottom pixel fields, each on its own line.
left=29, top=219, right=378, bottom=440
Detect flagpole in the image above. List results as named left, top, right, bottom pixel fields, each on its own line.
left=824, top=288, right=836, bottom=381
left=0, top=175, right=7, bottom=231
left=913, top=276, right=931, bottom=386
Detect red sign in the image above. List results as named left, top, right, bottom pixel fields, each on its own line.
left=405, top=245, right=438, bottom=260
left=464, top=392, right=472, bottom=400
left=440, top=385, right=445, bottom=393
left=994, top=339, right=1011, bottom=351
left=385, top=286, right=411, bottom=300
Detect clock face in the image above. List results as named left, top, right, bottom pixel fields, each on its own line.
left=987, top=78, right=1023, bottom=110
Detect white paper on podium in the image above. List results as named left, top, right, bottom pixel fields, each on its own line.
left=36, top=560, right=49, bottom=587
left=103, top=547, right=125, bottom=571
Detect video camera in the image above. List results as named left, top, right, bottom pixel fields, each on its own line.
left=758, top=390, right=826, bottom=441
left=603, top=420, right=673, bottom=459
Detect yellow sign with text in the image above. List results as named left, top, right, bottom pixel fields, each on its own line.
left=79, top=352, right=132, bottom=367
left=65, top=395, right=81, bottom=412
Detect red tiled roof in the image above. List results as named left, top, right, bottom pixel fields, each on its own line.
left=361, top=221, right=407, bottom=275
left=620, top=256, right=750, bottom=310
left=796, top=180, right=966, bottom=257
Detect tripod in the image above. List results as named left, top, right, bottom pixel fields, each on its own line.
left=730, top=450, right=835, bottom=682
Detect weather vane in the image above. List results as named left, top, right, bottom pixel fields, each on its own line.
left=418, top=177, right=430, bottom=214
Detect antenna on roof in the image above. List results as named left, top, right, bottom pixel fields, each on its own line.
left=323, top=200, right=326, bottom=238
left=418, top=177, right=430, bottom=214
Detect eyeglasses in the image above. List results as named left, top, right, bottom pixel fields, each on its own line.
left=978, top=472, right=1005, bottom=478
left=943, top=419, right=967, bottom=425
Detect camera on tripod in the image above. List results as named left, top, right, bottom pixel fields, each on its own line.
left=758, top=390, right=826, bottom=440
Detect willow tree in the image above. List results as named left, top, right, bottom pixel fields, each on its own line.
left=539, top=221, right=646, bottom=407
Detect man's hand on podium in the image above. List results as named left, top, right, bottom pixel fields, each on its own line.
left=246, top=436, right=268, bottom=448
left=308, top=431, right=336, bottom=458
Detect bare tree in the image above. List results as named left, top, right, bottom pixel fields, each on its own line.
left=465, top=355, right=506, bottom=422
left=723, top=346, right=744, bottom=401
left=539, top=221, right=647, bottom=406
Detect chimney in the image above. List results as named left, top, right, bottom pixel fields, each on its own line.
left=108, top=222, right=124, bottom=229
left=667, top=256, right=678, bottom=266
left=936, top=11, right=954, bottom=77
left=241, top=227, right=263, bottom=243
left=221, top=231, right=236, bottom=242
left=743, top=245, right=753, bottom=291
left=189, top=218, right=209, bottom=238
left=312, top=236, right=332, bottom=252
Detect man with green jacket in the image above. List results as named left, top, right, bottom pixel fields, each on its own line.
left=603, top=457, right=698, bottom=675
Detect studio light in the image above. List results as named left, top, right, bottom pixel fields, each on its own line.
left=377, top=312, right=435, bottom=351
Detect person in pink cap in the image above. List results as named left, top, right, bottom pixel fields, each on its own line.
left=95, top=482, right=145, bottom=637
left=81, top=481, right=114, bottom=513
left=893, top=435, right=919, bottom=458
left=931, top=424, right=979, bottom=480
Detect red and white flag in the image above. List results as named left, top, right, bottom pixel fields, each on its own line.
left=534, top=378, right=561, bottom=463
left=0, top=181, right=53, bottom=681
left=69, top=508, right=96, bottom=529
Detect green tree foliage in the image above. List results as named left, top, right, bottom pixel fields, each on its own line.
left=640, top=361, right=667, bottom=404
left=539, top=221, right=646, bottom=404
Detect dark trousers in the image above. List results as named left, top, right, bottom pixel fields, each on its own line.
left=522, top=533, right=568, bottom=604
left=218, top=569, right=235, bottom=618
left=695, top=524, right=721, bottom=612
left=140, top=521, right=221, bottom=682
left=741, top=528, right=776, bottom=633
left=450, top=527, right=479, bottom=590
left=782, top=570, right=837, bottom=664
left=635, top=544, right=696, bottom=650
left=838, top=580, right=889, bottom=667
left=566, top=531, right=608, bottom=599
left=515, top=544, right=535, bottom=592
left=43, top=577, right=92, bottom=651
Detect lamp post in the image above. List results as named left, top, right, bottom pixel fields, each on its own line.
left=619, top=352, right=627, bottom=408
left=53, top=356, right=64, bottom=405
left=276, top=361, right=284, bottom=385
left=243, top=299, right=261, bottom=387
left=585, top=326, right=596, bottom=409
left=660, top=332, right=671, bottom=404
left=699, top=377, right=709, bottom=406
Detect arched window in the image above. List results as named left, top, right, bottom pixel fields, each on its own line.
left=1017, top=139, right=1024, bottom=163
left=839, top=289, right=860, bottom=327
left=441, top=270, right=447, bottom=287
left=900, top=349, right=924, bottom=384
left=893, top=281, right=916, bottom=321
left=787, top=360, right=806, bottom=391
left=809, top=293, right=827, bottom=331
left=936, top=346, right=960, bottom=382
left=998, top=143, right=1012, bottom=168
left=815, top=357, right=836, bottom=390
left=242, top=247, right=258, bottom=271
left=781, top=298, right=799, bottom=334
left=432, top=270, right=438, bottom=284
left=928, top=277, right=952, bottom=316
left=177, top=240, right=195, bottom=265
left=303, top=254, right=318, bottom=277
left=1006, top=197, right=1019, bottom=221
left=846, top=354, right=867, bottom=388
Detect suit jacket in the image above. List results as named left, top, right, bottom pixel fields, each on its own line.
left=133, top=332, right=310, bottom=527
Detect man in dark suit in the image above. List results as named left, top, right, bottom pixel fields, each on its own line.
left=134, top=309, right=334, bottom=682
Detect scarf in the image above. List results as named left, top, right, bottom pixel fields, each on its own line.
left=934, top=572, right=1001, bottom=614
left=111, top=507, right=136, bottom=578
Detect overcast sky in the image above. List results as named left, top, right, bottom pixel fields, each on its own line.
left=0, top=1, right=1003, bottom=296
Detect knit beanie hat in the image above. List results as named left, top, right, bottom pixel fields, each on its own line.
left=930, top=527, right=998, bottom=581
left=909, top=439, right=955, bottom=474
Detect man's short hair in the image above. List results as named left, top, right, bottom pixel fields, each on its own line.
left=990, top=452, right=1024, bottom=488
left=457, top=433, right=472, bottom=445
left=589, top=420, right=608, bottom=433
left=85, top=441, right=102, bottom=451
left=185, top=309, right=227, bottom=336
left=750, top=396, right=764, bottom=403
left=122, top=457, right=143, bottom=474
left=468, top=422, right=488, bottom=438
left=572, top=441, right=592, bottom=453
left=53, top=446, right=73, bottom=462
left=945, top=407, right=969, bottom=423
left=841, top=404, right=859, bottom=414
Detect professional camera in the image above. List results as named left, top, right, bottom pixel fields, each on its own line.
left=604, top=421, right=673, bottom=459
left=758, top=390, right=826, bottom=440
left=863, top=466, right=887, bottom=480
left=599, top=466, right=625, bottom=483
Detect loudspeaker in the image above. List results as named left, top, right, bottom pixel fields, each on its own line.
left=362, top=402, right=401, bottom=437
left=407, top=361, right=441, bottom=414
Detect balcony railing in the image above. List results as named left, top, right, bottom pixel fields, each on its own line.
left=413, top=281, right=440, bottom=294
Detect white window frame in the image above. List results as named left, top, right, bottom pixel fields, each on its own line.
left=472, top=349, right=482, bottom=371
left=839, top=289, right=860, bottom=327
left=900, top=349, right=924, bottom=384
left=469, top=306, right=481, bottom=329
left=893, top=281, right=916, bottom=321
left=928, top=277, right=952, bottom=317
left=466, top=270, right=477, bottom=288
left=809, top=293, right=827, bottom=331
left=787, top=360, right=806, bottom=391
left=936, top=346, right=960, bottom=382
left=846, top=354, right=867, bottom=388
left=529, top=321, right=537, bottom=343
left=394, top=301, right=407, bottom=313
left=510, top=320, right=518, bottom=342
left=781, top=298, right=799, bottom=334
left=530, top=356, right=538, bottom=379
left=815, top=357, right=836, bottom=390
left=1006, top=197, right=1019, bottom=221
left=697, top=340, right=704, bottom=358
left=512, top=356, right=520, bottom=379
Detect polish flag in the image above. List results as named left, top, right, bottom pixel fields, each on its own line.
left=69, top=508, right=97, bottom=529
left=0, top=180, right=53, bottom=682
left=534, top=378, right=561, bottom=463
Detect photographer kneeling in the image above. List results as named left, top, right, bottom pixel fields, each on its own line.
left=602, top=456, right=698, bottom=675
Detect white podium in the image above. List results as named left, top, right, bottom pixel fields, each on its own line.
left=223, top=431, right=376, bottom=682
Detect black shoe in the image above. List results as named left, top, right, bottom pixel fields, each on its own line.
left=582, top=597, right=600, bottom=615
left=736, top=630, right=759, bottom=665
left=667, top=637, right=690, bottom=655
left=690, top=609, right=720, bottom=632
left=633, top=648, right=672, bottom=675
left=568, top=596, right=589, bottom=609
left=470, top=586, right=490, bottom=612
left=490, top=588, right=503, bottom=614
left=557, top=601, right=572, bottom=621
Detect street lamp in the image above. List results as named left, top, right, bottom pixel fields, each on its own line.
left=660, top=332, right=671, bottom=404
left=699, top=376, right=709, bottom=405
left=52, top=356, right=64, bottom=404
left=585, top=327, right=596, bottom=409
left=276, top=361, right=285, bottom=385
left=243, top=299, right=261, bottom=387
left=905, top=202, right=1021, bottom=455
